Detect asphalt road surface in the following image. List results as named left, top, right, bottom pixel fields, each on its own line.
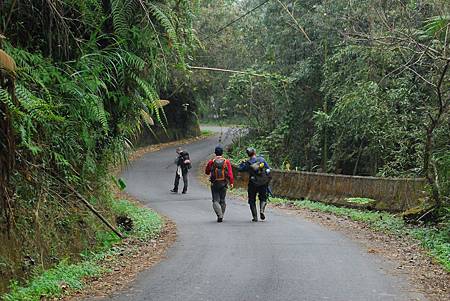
left=96, top=126, right=425, bottom=301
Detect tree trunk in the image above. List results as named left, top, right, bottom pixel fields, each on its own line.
left=422, top=60, right=449, bottom=209
left=321, top=99, right=328, bottom=172
left=0, top=74, right=16, bottom=231
left=423, top=126, right=441, bottom=208
left=353, top=140, right=364, bottom=176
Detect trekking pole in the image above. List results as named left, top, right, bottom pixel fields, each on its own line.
left=166, top=157, right=178, bottom=169
left=267, top=185, right=274, bottom=200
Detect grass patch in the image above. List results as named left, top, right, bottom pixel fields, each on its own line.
left=231, top=188, right=450, bottom=272
left=111, top=199, right=163, bottom=240
left=200, top=129, right=215, bottom=137
left=345, top=197, right=376, bottom=205
left=2, top=199, right=163, bottom=301
left=288, top=198, right=449, bottom=271
left=3, top=256, right=107, bottom=301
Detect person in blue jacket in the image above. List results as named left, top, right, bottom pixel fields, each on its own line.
left=238, top=147, right=271, bottom=222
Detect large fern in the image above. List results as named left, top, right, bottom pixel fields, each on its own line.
left=147, top=2, right=185, bottom=65
left=0, top=1, right=197, bottom=288
left=423, top=15, right=450, bottom=40
left=111, top=0, right=129, bottom=38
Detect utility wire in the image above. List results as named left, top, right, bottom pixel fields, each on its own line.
left=201, top=0, right=271, bottom=41
left=188, top=65, right=267, bottom=78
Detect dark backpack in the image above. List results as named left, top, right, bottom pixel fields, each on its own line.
left=180, top=152, right=191, bottom=169
left=211, top=158, right=228, bottom=183
left=248, top=160, right=271, bottom=187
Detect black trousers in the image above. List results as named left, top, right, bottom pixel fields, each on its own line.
left=248, top=184, right=268, bottom=219
left=173, top=169, right=188, bottom=192
left=211, top=182, right=227, bottom=218
left=248, top=184, right=268, bottom=205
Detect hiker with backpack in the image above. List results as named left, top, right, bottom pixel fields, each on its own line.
left=238, top=147, right=271, bottom=222
left=205, top=146, right=234, bottom=223
left=170, top=147, right=191, bottom=194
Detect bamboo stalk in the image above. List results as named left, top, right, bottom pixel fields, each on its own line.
left=60, top=180, right=124, bottom=239
left=274, top=0, right=311, bottom=42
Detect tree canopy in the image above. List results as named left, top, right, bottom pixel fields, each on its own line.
left=194, top=0, right=449, bottom=210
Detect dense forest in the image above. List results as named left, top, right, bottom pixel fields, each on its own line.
left=194, top=0, right=449, bottom=211
left=0, top=0, right=198, bottom=292
left=0, top=0, right=449, bottom=297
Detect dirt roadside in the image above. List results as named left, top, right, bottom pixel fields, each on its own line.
left=271, top=202, right=449, bottom=301
left=66, top=206, right=177, bottom=300
left=229, top=185, right=449, bottom=301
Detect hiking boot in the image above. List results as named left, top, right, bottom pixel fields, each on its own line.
left=217, top=217, right=223, bottom=223
left=260, top=201, right=267, bottom=220
left=250, top=203, right=258, bottom=222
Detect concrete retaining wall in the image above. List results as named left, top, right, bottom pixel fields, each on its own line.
left=232, top=166, right=427, bottom=212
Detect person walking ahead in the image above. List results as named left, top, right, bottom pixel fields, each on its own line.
left=171, top=147, right=191, bottom=194
left=238, top=147, right=271, bottom=222
left=205, top=146, right=234, bottom=223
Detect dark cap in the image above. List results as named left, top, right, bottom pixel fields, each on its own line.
left=246, top=147, right=256, bottom=156
left=215, top=145, right=224, bottom=156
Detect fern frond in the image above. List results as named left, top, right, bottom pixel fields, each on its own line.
left=140, top=109, right=154, bottom=127
left=121, top=51, right=146, bottom=72
left=112, top=0, right=129, bottom=38
left=423, top=15, right=450, bottom=40
left=15, top=84, right=63, bottom=122
left=95, top=101, right=109, bottom=134
left=147, top=2, right=184, bottom=65
left=0, top=88, right=18, bottom=113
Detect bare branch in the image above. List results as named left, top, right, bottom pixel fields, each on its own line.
left=436, top=59, right=450, bottom=109
left=274, top=0, right=311, bottom=42
left=404, top=65, right=437, bottom=87
left=444, top=24, right=449, bottom=58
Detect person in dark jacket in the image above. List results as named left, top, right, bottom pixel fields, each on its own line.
left=205, top=146, right=234, bottom=223
left=238, top=147, right=271, bottom=222
left=170, top=147, right=191, bottom=194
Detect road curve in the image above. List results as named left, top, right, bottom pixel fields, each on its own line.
left=95, top=127, right=425, bottom=301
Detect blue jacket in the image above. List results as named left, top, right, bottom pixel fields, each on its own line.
left=238, top=156, right=270, bottom=172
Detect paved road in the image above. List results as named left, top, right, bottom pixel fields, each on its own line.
left=98, top=127, right=425, bottom=301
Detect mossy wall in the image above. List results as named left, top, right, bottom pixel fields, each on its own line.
left=233, top=166, right=427, bottom=212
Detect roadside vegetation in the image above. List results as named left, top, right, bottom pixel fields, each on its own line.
left=0, top=0, right=197, bottom=295
left=2, top=198, right=163, bottom=301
